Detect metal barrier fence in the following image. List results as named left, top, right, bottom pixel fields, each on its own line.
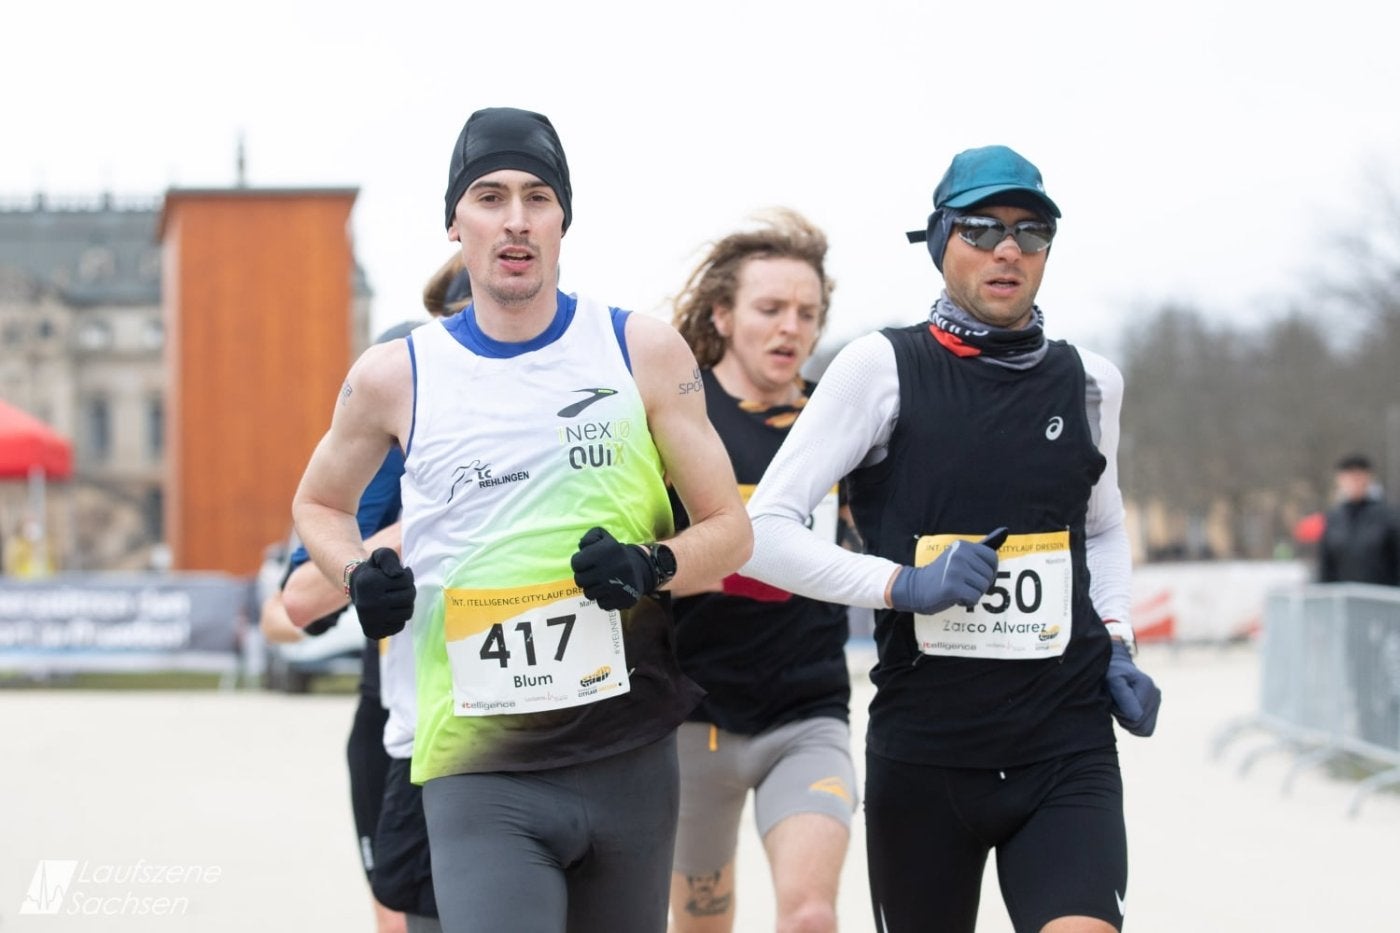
left=1212, top=583, right=1400, bottom=816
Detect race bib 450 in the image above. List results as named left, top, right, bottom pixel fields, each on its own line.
left=912, top=530, right=1072, bottom=660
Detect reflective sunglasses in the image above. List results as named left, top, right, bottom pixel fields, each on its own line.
left=953, top=215, right=1055, bottom=253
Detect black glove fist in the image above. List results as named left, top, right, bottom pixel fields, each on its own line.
left=348, top=547, right=415, bottom=639
left=302, top=607, right=346, bottom=637
left=570, top=527, right=654, bottom=611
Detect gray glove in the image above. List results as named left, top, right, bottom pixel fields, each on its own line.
left=1106, top=640, right=1161, bottom=736
left=889, top=528, right=1006, bottom=615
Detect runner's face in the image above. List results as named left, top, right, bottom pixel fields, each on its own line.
left=941, top=204, right=1047, bottom=330
left=1337, top=468, right=1372, bottom=502
left=711, top=256, right=823, bottom=404
left=448, top=169, right=563, bottom=309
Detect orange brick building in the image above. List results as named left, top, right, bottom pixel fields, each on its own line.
left=158, top=188, right=362, bottom=574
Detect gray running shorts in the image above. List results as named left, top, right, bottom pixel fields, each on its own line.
left=421, top=732, right=678, bottom=933
left=672, top=717, right=857, bottom=876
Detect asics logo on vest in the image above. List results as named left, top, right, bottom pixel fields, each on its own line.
left=1045, top=416, right=1064, bottom=440
left=447, top=459, right=530, bottom=502
left=557, top=387, right=618, bottom=418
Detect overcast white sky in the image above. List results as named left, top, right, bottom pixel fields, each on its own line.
left=6, top=0, right=1400, bottom=360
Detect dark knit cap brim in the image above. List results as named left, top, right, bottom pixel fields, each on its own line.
left=443, top=107, right=572, bottom=231
left=1336, top=453, right=1374, bottom=471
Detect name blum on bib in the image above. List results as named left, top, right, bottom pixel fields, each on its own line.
left=443, top=578, right=631, bottom=716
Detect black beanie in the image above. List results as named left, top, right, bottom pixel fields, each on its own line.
left=443, top=107, right=572, bottom=232
left=924, top=207, right=961, bottom=273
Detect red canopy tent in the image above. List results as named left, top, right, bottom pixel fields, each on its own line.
left=0, top=399, right=73, bottom=480
left=0, top=400, right=72, bottom=575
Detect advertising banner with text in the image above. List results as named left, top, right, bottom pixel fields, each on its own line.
left=0, top=573, right=250, bottom=674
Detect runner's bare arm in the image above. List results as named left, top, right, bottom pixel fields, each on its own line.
left=258, top=591, right=305, bottom=645
left=292, top=341, right=413, bottom=595
left=627, top=314, right=752, bottom=591
left=282, top=521, right=403, bottom=627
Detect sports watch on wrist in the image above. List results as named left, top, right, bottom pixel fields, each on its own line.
left=645, top=542, right=677, bottom=589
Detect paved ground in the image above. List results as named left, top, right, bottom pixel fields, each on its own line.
left=3, top=642, right=1398, bottom=931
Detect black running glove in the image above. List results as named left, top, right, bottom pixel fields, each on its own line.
left=302, top=607, right=346, bottom=637
left=348, top=548, right=416, bottom=639
left=570, top=527, right=654, bottom=611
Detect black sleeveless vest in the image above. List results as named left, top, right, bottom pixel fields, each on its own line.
left=670, top=369, right=851, bottom=734
left=848, top=324, right=1115, bottom=767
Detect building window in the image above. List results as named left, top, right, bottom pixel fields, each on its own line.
left=147, top=396, right=164, bottom=460
left=85, top=396, right=111, bottom=462
left=139, top=250, right=161, bottom=282
left=145, top=488, right=164, bottom=542
left=79, top=247, right=116, bottom=282
left=76, top=319, right=113, bottom=351
left=141, top=317, right=164, bottom=350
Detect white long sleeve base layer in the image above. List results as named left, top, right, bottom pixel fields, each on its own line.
left=742, top=331, right=1134, bottom=634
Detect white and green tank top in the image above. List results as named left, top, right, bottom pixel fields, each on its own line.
left=401, top=291, right=699, bottom=782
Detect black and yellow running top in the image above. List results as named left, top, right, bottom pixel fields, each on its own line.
left=670, top=368, right=851, bottom=736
